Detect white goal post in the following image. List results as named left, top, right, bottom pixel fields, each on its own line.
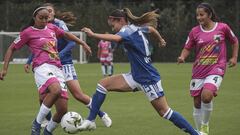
left=0, top=31, right=88, bottom=64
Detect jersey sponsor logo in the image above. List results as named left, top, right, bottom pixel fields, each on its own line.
left=198, top=56, right=218, bottom=65
left=13, top=36, right=21, bottom=44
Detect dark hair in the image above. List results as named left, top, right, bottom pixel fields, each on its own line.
left=197, top=2, right=219, bottom=22
left=109, top=8, right=159, bottom=28
left=42, top=3, right=76, bottom=26
left=21, top=5, right=48, bottom=31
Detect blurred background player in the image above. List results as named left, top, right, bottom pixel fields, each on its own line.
left=177, top=2, right=239, bottom=135
left=80, top=8, right=200, bottom=135
left=0, top=5, right=92, bottom=135
left=97, top=34, right=114, bottom=77
left=24, top=3, right=112, bottom=128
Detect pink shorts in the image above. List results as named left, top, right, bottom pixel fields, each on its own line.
left=189, top=75, right=223, bottom=97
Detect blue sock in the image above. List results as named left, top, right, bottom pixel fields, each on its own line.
left=98, top=110, right=105, bottom=118
left=86, top=98, right=105, bottom=118
left=45, top=112, right=52, bottom=121
left=164, top=109, right=198, bottom=135
left=88, top=84, right=107, bottom=121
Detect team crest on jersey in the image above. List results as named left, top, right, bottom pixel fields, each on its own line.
left=213, top=34, right=221, bottom=43
left=50, top=32, right=56, bottom=40
left=13, top=36, right=21, bottom=44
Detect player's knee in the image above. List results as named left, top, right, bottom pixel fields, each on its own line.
left=201, top=93, right=213, bottom=103
left=98, top=80, right=109, bottom=91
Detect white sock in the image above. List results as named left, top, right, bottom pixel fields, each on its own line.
left=36, top=104, right=51, bottom=124
left=46, top=118, right=58, bottom=132
left=101, top=65, right=106, bottom=75
left=201, top=101, right=213, bottom=125
left=107, top=65, right=112, bottom=75
left=193, top=107, right=202, bottom=131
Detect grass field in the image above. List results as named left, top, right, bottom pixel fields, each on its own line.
left=0, top=63, right=239, bottom=135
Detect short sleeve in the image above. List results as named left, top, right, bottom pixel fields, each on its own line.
left=139, top=26, right=149, bottom=33
left=184, top=30, right=195, bottom=50
left=58, top=21, right=69, bottom=31
left=116, top=27, right=128, bottom=38
left=223, top=24, right=238, bottom=44
left=12, top=31, right=29, bottom=50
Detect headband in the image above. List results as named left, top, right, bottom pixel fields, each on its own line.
left=33, top=7, right=48, bottom=16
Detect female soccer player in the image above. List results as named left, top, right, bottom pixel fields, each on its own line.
left=177, top=3, right=239, bottom=135
left=79, top=8, right=200, bottom=135
left=0, top=6, right=92, bottom=135
left=97, top=38, right=113, bottom=77
left=24, top=3, right=112, bottom=128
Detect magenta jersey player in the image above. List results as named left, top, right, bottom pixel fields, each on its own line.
left=178, top=3, right=239, bottom=134
left=12, top=23, right=65, bottom=69
left=184, top=22, right=238, bottom=79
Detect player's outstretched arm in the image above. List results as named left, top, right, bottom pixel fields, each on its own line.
left=0, top=44, right=16, bottom=80
left=148, top=26, right=166, bottom=47
left=63, top=32, right=92, bottom=55
left=81, top=27, right=122, bottom=43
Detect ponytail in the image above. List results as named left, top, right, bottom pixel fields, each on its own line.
left=109, top=8, right=159, bottom=28
left=123, top=8, right=159, bottom=28
left=55, top=11, right=77, bottom=26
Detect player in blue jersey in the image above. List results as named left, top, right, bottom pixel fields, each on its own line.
left=79, top=8, right=200, bottom=135
left=24, top=3, right=112, bottom=133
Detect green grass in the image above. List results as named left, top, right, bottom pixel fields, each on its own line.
left=0, top=63, right=239, bottom=135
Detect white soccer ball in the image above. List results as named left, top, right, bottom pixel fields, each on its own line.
left=61, top=112, right=83, bottom=134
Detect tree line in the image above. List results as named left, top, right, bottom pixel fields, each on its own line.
left=0, top=0, right=239, bottom=62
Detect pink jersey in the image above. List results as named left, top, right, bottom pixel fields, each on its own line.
left=12, top=23, right=65, bottom=69
left=98, top=40, right=111, bottom=56
left=184, top=22, right=238, bottom=79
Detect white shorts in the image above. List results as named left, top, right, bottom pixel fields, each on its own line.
left=62, top=64, right=78, bottom=81
left=122, top=73, right=164, bottom=101
left=34, top=63, right=68, bottom=99
left=190, top=75, right=223, bottom=97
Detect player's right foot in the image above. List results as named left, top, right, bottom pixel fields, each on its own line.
left=78, top=120, right=96, bottom=131
left=200, top=124, right=209, bottom=135
left=31, top=119, right=41, bottom=135
left=101, top=113, right=112, bottom=127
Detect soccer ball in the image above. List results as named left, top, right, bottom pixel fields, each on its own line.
left=60, top=112, right=83, bottom=134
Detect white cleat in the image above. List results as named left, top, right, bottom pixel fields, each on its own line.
left=101, top=113, right=112, bottom=127
left=41, top=119, right=49, bottom=128
left=78, top=120, right=96, bottom=131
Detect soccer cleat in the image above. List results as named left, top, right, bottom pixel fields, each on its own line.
left=43, top=128, right=53, bottom=135
left=78, top=120, right=96, bottom=131
left=41, top=119, right=49, bottom=128
left=101, top=113, right=112, bottom=127
left=200, top=124, right=209, bottom=135
left=31, top=119, right=41, bottom=135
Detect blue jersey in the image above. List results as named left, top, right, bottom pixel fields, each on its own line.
left=117, top=24, right=160, bottom=85
left=26, top=19, right=76, bottom=65
left=53, top=18, right=76, bottom=65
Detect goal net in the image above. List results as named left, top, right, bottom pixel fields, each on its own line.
left=0, top=31, right=88, bottom=64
